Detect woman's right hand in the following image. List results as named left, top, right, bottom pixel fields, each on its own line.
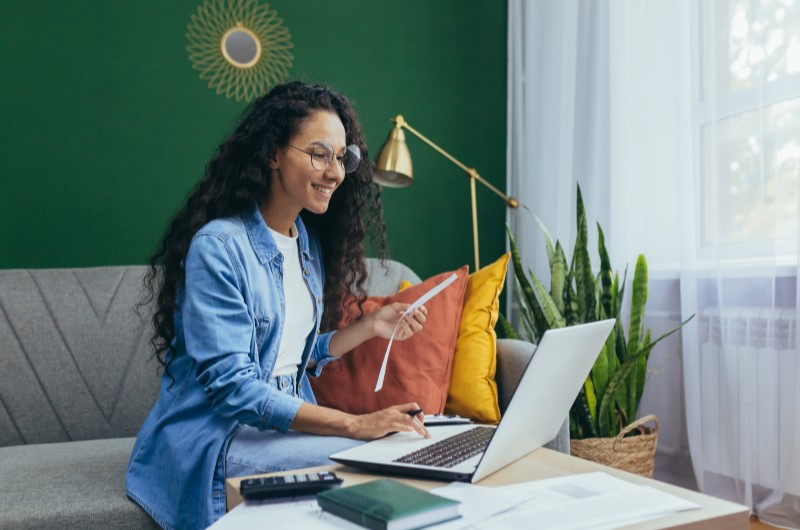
left=350, top=402, right=430, bottom=440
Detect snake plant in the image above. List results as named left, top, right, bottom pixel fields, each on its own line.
left=501, top=185, right=692, bottom=439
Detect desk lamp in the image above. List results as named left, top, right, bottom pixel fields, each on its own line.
left=374, top=115, right=519, bottom=270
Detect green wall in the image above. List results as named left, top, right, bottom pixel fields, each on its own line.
left=0, top=0, right=507, bottom=280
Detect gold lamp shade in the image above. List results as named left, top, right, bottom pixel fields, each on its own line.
left=374, top=125, right=414, bottom=188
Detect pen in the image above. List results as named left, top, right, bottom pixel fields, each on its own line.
left=407, top=408, right=424, bottom=417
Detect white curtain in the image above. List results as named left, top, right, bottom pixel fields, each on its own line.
left=508, top=1, right=800, bottom=526
left=506, top=0, right=610, bottom=286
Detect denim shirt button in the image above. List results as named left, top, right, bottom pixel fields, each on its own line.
left=303, top=269, right=310, bottom=276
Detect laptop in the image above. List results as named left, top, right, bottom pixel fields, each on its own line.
left=330, top=319, right=615, bottom=483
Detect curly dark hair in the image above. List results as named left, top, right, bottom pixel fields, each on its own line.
left=141, top=81, right=388, bottom=375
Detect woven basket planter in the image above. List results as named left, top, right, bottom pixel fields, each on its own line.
left=570, top=415, right=659, bottom=478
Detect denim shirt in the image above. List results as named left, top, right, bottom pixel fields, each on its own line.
left=126, top=202, right=335, bottom=530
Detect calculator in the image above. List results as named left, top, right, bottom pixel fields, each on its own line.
left=239, top=471, right=343, bottom=501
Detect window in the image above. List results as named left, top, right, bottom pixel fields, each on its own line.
left=696, top=0, right=800, bottom=256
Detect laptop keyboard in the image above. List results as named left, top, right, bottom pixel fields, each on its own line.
left=393, top=426, right=495, bottom=468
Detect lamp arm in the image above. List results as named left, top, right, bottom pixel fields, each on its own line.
left=396, top=119, right=519, bottom=209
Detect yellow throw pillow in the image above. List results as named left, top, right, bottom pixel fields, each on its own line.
left=445, top=252, right=510, bottom=424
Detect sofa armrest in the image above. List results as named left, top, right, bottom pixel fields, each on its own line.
left=496, top=338, right=570, bottom=454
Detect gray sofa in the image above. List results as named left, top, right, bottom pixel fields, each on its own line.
left=0, top=259, right=567, bottom=529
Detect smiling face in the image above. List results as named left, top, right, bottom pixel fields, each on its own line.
left=264, top=110, right=347, bottom=231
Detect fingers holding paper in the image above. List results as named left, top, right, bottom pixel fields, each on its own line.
left=371, top=303, right=427, bottom=341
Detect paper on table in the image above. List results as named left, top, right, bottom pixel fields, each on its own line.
left=209, top=472, right=700, bottom=530
left=429, top=482, right=537, bottom=529
left=374, top=272, right=459, bottom=392
left=472, top=472, right=700, bottom=530
left=207, top=498, right=362, bottom=530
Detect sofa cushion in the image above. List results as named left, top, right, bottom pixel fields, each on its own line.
left=310, top=267, right=469, bottom=414
left=445, top=253, right=510, bottom=424
left=0, top=267, right=160, bottom=447
left=0, top=437, right=158, bottom=529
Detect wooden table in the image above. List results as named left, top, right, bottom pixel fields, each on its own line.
left=226, top=447, right=748, bottom=529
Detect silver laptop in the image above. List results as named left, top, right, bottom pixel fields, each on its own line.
left=330, top=319, right=615, bottom=483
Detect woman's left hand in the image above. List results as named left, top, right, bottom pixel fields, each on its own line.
left=370, top=303, right=427, bottom=341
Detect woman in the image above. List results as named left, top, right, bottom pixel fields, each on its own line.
left=126, top=81, right=428, bottom=530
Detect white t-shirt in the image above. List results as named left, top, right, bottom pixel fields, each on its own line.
left=269, top=224, right=316, bottom=377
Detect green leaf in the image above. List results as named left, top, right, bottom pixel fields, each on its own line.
left=590, top=345, right=609, bottom=430
left=627, top=255, right=648, bottom=356
left=530, top=270, right=566, bottom=329
left=513, top=277, right=537, bottom=342
left=615, top=269, right=629, bottom=363
left=522, top=205, right=556, bottom=270
left=600, top=347, right=645, bottom=433
left=625, top=343, right=641, bottom=419
left=551, top=242, right=567, bottom=314
left=596, top=349, right=624, bottom=437
left=584, top=377, right=597, bottom=422
left=574, top=187, right=596, bottom=323
left=507, top=227, right=549, bottom=341
left=597, top=223, right=613, bottom=317
left=615, top=402, right=629, bottom=433
left=613, top=318, right=629, bottom=430
left=605, top=325, right=618, bottom=392
left=498, top=313, right=519, bottom=339
left=598, top=316, right=693, bottom=428
left=630, top=329, right=652, bottom=415
left=571, top=386, right=598, bottom=438
left=616, top=266, right=629, bottom=325
left=611, top=272, right=620, bottom=319
left=564, top=248, right=580, bottom=325
left=595, top=273, right=602, bottom=318
left=591, top=327, right=614, bottom=402
left=597, top=338, right=620, bottom=436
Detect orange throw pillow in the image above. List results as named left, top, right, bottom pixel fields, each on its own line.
left=310, top=266, right=469, bottom=414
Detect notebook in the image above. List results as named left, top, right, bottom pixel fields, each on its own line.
left=330, top=319, right=615, bottom=483
left=316, top=478, right=460, bottom=530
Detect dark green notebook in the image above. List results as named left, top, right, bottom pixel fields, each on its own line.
left=316, top=478, right=461, bottom=530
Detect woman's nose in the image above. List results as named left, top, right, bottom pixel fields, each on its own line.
left=323, top=161, right=345, bottom=182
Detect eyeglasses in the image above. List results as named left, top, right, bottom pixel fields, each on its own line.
left=287, top=141, right=361, bottom=174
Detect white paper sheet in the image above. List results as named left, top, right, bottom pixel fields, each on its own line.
left=470, top=472, right=700, bottom=530
left=210, top=472, right=701, bottom=530
left=427, top=482, right=536, bottom=529
left=374, top=272, right=459, bottom=391
left=208, top=497, right=361, bottom=530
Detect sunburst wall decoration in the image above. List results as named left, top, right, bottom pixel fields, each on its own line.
left=186, top=0, right=293, bottom=102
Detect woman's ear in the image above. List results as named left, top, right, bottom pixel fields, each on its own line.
left=268, top=153, right=280, bottom=170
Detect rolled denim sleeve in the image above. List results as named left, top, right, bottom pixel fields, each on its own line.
left=306, top=331, right=336, bottom=377
left=183, top=234, right=303, bottom=431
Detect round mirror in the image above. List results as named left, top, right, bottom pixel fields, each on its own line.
left=221, top=27, right=261, bottom=68
left=187, top=0, right=294, bottom=102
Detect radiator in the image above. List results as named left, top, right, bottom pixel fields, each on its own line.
left=699, top=306, right=800, bottom=495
